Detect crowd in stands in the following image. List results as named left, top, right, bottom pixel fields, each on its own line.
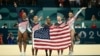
left=0, top=0, right=100, bottom=7
left=0, top=0, right=100, bottom=44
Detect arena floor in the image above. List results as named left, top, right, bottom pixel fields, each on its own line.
left=0, top=45, right=100, bottom=56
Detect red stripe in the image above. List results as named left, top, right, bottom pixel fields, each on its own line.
left=50, top=28, right=70, bottom=33
left=35, top=43, right=71, bottom=47
left=59, top=25, right=69, bottom=28
left=50, top=32, right=70, bottom=36
left=34, top=39, right=71, bottom=43
left=50, top=35, right=71, bottom=40
left=50, top=24, right=69, bottom=29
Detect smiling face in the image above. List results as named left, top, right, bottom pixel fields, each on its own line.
left=22, top=12, right=27, bottom=19
left=33, top=16, right=38, bottom=22
left=92, top=15, right=96, bottom=19
left=46, top=18, right=51, bottom=24
left=57, top=16, right=62, bottom=21
left=45, top=18, right=52, bottom=26
left=68, top=12, right=74, bottom=19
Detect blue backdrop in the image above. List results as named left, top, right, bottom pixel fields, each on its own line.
left=75, top=28, right=100, bottom=44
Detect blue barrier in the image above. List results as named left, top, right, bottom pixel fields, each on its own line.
left=75, top=28, right=100, bottom=44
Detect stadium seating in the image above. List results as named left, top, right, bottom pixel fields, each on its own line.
left=0, top=7, right=100, bottom=44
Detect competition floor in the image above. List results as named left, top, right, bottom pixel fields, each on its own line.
left=0, top=45, right=100, bottom=56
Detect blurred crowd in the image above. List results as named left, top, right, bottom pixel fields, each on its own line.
left=0, top=0, right=100, bottom=45
left=0, top=0, right=100, bottom=7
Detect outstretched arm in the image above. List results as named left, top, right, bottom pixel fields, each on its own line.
left=14, top=2, right=21, bottom=23
left=14, top=2, right=18, bottom=14
left=74, top=7, right=86, bottom=19
left=67, top=7, right=86, bottom=26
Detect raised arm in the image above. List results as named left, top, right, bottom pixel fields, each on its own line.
left=74, top=7, right=86, bottom=18
left=67, top=7, right=86, bottom=26
left=14, top=2, right=19, bottom=15
left=14, top=2, right=21, bottom=23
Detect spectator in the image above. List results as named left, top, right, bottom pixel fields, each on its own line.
left=88, top=0, right=97, bottom=8
left=0, top=33, right=3, bottom=44
left=91, top=14, right=97, bottom=21
left=64, top=0, right=70, bottom=7
left=0, top=14, right=2, bottom=20
left=88, top=0, right=92, bottom=8
left=13, top=23, right=18, bottom=28
left=14, top=1, right=17, bottom=7
left=96, top=0, right=100, bottom=7
left=81, top=22, right=86, bottom=28
left=75, top=0, right=81, bottom=7
left=76, top=16, right=84, bottom=21
left=91, top=22, right=97, bottom=29
left=7, top=32, right=14, bottom=44
left=32, top=0, right=37, bottom=6
left=75, top=24, right=81, bottom=28
left=58, top=0, right=65, bottom=7
left=0, top=0, right=2, bottom=6
left=69, top=0, right=76, bottom=7
left=91, top=0, right=96, bottom=7
left=1, top=23, right=8, bottom=29
left=80, top=0, right=88, bottom=7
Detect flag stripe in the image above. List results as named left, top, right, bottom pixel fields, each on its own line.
left=50, top=32, right=70, bottom=36
left=50, top=35, right=71, bottom=40
left=34, top=38, right=71, bottom=43
left=50, top=26, right=70, bottom=32
left=34, top=44, right=71, bottom=50
left=35, top=42, right=71, bottom=47
left=50, top=33, right=70, bottom=39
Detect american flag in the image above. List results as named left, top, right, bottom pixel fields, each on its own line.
left=33, top=23, right=71, bottom=50
left=33, top=8, right=82, bottom=50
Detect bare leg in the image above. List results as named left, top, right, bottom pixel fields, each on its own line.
left=18, top=42, right=22, bottom=52
left=32, top=48, right=34, bottom=56
left=18, top=31, right=23, bottom=52
left=58, top=50, right=60, bottom=56
left=69, top=44, right=73, bottom=51
left=70, top=30, right=75, bottom=51
left=49, top=49, right=52, bottom=56
left=45, top=49, right=48, bottom=56
left=69, top=30, right=75, bottom=55
left=23, top=31, right=28, bottom=52
left=61, top=49, right=63, bottom=55
left=35, top=49, right=38, bottom=56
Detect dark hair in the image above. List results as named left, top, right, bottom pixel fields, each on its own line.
left=46, top=18, right=52, bottom=26
left=19, top=8, right=28, bottom=15
left=68, top=10, right=73, bottom=13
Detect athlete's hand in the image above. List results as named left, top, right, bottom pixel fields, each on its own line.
left=81, top=7, right=87, bottom=10
left=38, top=16, right=43, bottom=21
left=30, top=9, right=34, bottom=13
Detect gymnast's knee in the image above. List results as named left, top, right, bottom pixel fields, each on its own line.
left=18, top=39, right=22, bottom=44
left=23, top=39, right=27, bottom=44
